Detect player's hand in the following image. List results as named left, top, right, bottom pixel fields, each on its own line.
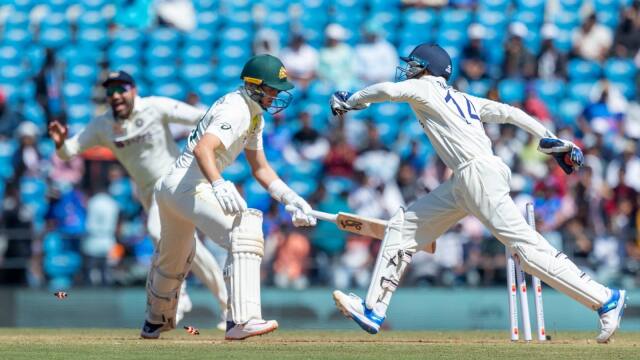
left=211, top=179, right=247, bottom=215
left=48, top=121, right=68, bottom=149
left=282, top=193, right=316, bottom=227
left=538, top=138, right=584, bottom=174
left=330, top=91, right=368, bottom=116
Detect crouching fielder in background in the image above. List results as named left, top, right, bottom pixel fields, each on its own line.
left=330, top=43, right=626, bottom=343
left=141, top=55, right=316, bottom=340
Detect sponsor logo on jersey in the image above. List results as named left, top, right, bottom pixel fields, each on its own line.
left=220, top=122, right=231, bottom=130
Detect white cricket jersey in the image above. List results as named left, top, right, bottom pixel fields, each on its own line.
left=57, top=96, right=205, bottom=198
left=173, top=88, right=264, bottom=183
left=347, top=76, right=552, bottom=171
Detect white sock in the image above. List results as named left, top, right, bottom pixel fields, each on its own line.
left=373, top=302, right=387, bottom=316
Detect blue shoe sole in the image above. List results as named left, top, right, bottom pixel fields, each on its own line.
left=352, top=315, right=379, bottom=335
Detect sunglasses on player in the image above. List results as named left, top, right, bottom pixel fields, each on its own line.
left=106, top=84, right=133, bottom=96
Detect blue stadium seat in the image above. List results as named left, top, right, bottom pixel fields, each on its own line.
left=110, top=28, right=145, bottom=47
left=214, top=63, right=243, bottom=84
left=22, top=101, right=46, bottom=127
left=437, top=29, right=467, bottom=48
left=38, top=138, right=56, bottom=160
left=0, top=139, right=16, bottom=178
left=597, top=10, right=619, bottom=29
left=4, top=28, right=32, bottom=48
left=148, top=28, right=181, bottom=48
left=567, top=81, right=594, bottom=104
left=558, top=0, right=581, bottom=12
left=3, top=10, right=29, bottom=32
left=557, top=99, right=583, bottom=127
left=218, top=44, right=251, bottom=64
left=223, top=158, right=251, bottom=183
left=442, top=8, right=473, bottom=28
left=0, top=64, right=26, bottom=84
left=0, top=46, right=20, bottom=66
left=325, top=176, right=355, bottom=194
left=63, top=82, right=91, bottom=106
left=43, top=231, right=64, bottom=255
left=289, top=178, right=318, bottom=199
left=221, top=27, right=252, bottom=44
left=244, top=178, right=271, bottom=212
left=478, top=0, right=511, bottom=12
left=77, top=28, right=109, bottom=49
left=44, top=251, right=82, bottom=279
left=195, top=82, right=220, bottom=104
left=477, top=10, right=509, bottom=30
left=611, top=81, right=636, bottom=100
left=594, top=0, right=620, bottom=12
left=76, top=11, right=106, bottom=29
left=516, top=0, right=545, bottom=12
left=181, top=63, right=215, bottom=86
left=193, top=0, right=219, bottom=11
left=66, top=63, right=100, bottom=85
left=604, top=58, right=637, bottom=82
left=82, top=0, right=108, bottom=11
left=181, top=44, right=212, bottom=64
left=220, top=10, right=253, bottom=27
left=109, top=62, right=142, bottom=79
left=153, top=82, right=186, bottom=100
left=197, top=10, right=220, bottom=31
left=67, top=104, right=94, bottom=126
left=553, top=29, right=573, bottom=52
left=567, top=59, right=602, bottom=80
left=498, top=79, right=526, bottom=104
left=146, top=64, right=178, bottom=84
left=553, top=11, right=580, bottom=31
left=513, top=10, right=543, bottom=28
left=145, top=44, right=177, bottom=65
left=466, top=79, right=492, bottom=97
left=535, top=79, right=565, bottom=104
left=109, top=44, right=141, bottom=64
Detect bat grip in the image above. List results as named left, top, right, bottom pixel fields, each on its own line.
left=284, top=205, right=337, bottom=223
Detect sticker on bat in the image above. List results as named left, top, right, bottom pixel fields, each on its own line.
left=340, top=219, right=363, bottom=231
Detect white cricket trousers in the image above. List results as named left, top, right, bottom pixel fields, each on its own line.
left=404, top=155, right=610, bottom=310
left=142, top=180, right=228, bottom=309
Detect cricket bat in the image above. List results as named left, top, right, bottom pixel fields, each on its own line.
left=285, top=206, right=436, bottom=254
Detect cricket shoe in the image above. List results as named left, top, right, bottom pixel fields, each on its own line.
left=596, top=289, right=627, bottom=343
left=333, top=290, right=385, bottom=334
left=175, top=287, right=193, bottom=325
left=140, top=320, right=172, bottom=339
left=225, top=319, right=278, bottom=340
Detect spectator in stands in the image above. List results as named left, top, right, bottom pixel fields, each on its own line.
left=12, top=121, right=42, bottom=180
left=580, top=82, right=625, bottom=136
left=288, top=111, right=329, bottom=163
left=503, top=22, right=536, bottom=79
left=35, top=48, right=65, bottom=124
left=0, top=181, right=32, bottom=285
left=537, top=23, right=567, bottom=80
left=253, top=27, right=281, bottom=56
left=323, top=131, right=357, bottom=178
left=0, top=88, right=24, bottom=139
left=459, top=24, right=489, bottom=83
left=572, top=13, right=613, bottom=62
left=613, top=1, right=640, bottom=58
left=318, top=23, right=356, bottom=90
left=396, top=162, right=421, bottom=204
left=82, top=180, right=119, bottom=286
left=273, top=230, right=311, bottom=289
left=45, top=182, right=87, bottom=252
left=280, top=33, right=318, bottom=88
left=354, top=21, right=398, bottom=85
left=606, top=141, right=640, bottom=191
left=334, top=235, right=372, bottom=289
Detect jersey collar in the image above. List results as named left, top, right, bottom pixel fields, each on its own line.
left=239, top=87, right=264, bottom=117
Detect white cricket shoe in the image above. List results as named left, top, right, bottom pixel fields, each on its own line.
left=225, top=319, right=278, bottom=340
left=596, top=289, right=627, bottom=343
left=333, top=290, right=385, bottom=334
left=175, top=283, right=193, bottom=325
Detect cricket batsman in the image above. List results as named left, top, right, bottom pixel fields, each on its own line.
left=140, top=54, right=316, bottom=340
left=48, top=71, right=227, bottom=327
left=330, top=44, right=626, bottom=343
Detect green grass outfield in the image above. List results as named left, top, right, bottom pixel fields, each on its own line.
left=0, top=328, right=638, bottom=359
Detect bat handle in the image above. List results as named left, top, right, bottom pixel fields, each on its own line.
left=284, top=205, right=337, bottom=223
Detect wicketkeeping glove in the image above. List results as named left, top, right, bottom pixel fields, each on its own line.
left=211, top=179, right=247, bottom=215
left=330, top=91, right=369, bottom=116
left=538, top=138, right=584, bottom=174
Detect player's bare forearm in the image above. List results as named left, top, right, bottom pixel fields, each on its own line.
left=245, top=149, right=279, bottom=189
left=193, top=133, right=223, bottom=183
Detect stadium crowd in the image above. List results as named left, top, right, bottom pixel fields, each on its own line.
left=0, top=0, right=639, bottom=292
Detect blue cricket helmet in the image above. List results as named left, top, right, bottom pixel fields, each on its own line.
left=396, top=44, right=452, bottom=81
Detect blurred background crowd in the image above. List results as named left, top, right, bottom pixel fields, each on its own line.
left=0, top=0, right=639, bottom=292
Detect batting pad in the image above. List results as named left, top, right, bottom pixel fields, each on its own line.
left=146, top=247, right=195, bottom=328
left=512, top=232, right=610, bottom=310
left=366, top=207, right=418, bottom=311
left=225, top=209, right=264, bottom=324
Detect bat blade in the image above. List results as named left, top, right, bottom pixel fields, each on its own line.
left=335, top=212, right=387, bottom=239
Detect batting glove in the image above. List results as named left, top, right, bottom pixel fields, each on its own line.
left=282, top=192, right=317, bottom=227
left=211, top=179, right=247, bottom=215
left=538, top=138, right=584, bottom=174
left=330, top=91, right=368, bottom=116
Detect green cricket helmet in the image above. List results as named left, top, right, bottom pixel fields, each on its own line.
left=240, top=54, right=294, bottom=114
